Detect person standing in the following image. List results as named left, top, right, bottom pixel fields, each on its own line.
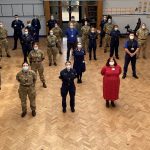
left=0, top=22, right=11, bottom=57
left=16, top=63, right=37, bottom=117
left=47, top=15, right=57, bottom=31
left=11, top=15, right=24, bottom=50
left=73, top=43, right=86, bottom=83
left=110, top=25, right=121, bottom=59
left=122, top=33, right=139, bottom=79
left=65, top=23, right=79, bottom=61
left=136, top=23, right=149, bottom=59
left=81, top=21, right=90, bottom=52
left=103, top=18, right=114, bottom=53
left=21, top=29, right=34, bottom=63
left=101, top=57, right=122, bottom=108
left=28, top=43, right=47, bottom=88
left=52, top=23, right=63, bottom=54
left=59, top=61, right=77, bottom=113
left=31, top=16, right=41, bottom=42
left=99, top=15, right=107, bottom=47
left=47, top=30, right=59, bottom=66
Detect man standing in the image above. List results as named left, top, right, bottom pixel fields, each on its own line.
left=59, top=61, right=77, bottom=113
left=16, top=63, right=37, bottom=117
left=0, top=22, right=11, bottom=57
left=122, top=33, right=139, bottom=79
left=136, top=23, right=149, bottom=59
left=11, top=15, right=24, bottom=50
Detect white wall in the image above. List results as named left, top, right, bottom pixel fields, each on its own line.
left=103, top=0, right=150, bottom=33
left=0, top=0, right=46, bottom=36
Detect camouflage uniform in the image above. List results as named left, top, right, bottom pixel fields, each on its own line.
left=104, top=23, right=114, bottom=52
left=136, top=27, right=149, bottom=58
left=0, top=27, right=10, bottom=57
left=52, top=27, right=63, bottom=54
left=68, top=21, right=79, bottom=29
left=81, top=25, right=90, bottom=52
left=47, top=35, right=58, bottom=65
left=28, top=49, right=46, bottom=84
left=16, top=70, right=37, bottom=112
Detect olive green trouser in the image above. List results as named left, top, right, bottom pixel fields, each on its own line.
left=0, top=39, right=10, bottom=56
left=47, top=46, right=58, bottom=64
left=137, top=39, right=147, bottom=58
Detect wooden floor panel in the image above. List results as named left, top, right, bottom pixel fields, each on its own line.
left=0, top=37, right=150, bottom=150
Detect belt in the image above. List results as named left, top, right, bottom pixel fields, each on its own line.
left=32, top=61, right=42, bottom=63
left=20, top=84, right=33, bottom=87
left=105, top=33, right=110, bottom=35
left=48, top=45, right=56, bottom=47
left=138, top=39, right=146, bottom=40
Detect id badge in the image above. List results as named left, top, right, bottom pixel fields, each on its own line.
left=71, top=34, right=74, bottom=37
left=131, top=48, right=134, bottom=51
left=112, top=68, right=115, bottom=71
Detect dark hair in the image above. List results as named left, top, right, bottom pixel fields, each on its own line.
left=14, top=14, right=18, bottom=17
left=22, top=62, right=29, bottom=66
left=106, top=57, right=117, bottom=66
left=65, top=61, right=71, bottom=65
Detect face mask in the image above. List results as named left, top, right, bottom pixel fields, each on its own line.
left=66, top=65, right=71, bottom=70
left=109, top=61, right=114, bottom=66
left=51, top=17, right=54, bottom=20
left=71, top=19, right=75, bottom=21
left=50, top=32, right=53, bottom=35
left=142, top=26, right=146, bottom=29
left=0, top=25, right=3, bottom=28
left=104, top=17, right=107, bottom=21
left=108, top=20, right=111, bottom=23
left=129, top=35, right=134, bottom=40
left=24, top=32, right=28, bottom=35
left=91, top=30, right=95, bottom=33
left=77, top=45, right=82, bottom=49
left=85, top=22, right=88, bottom=26
left=70, top=25, right=74, bottom=29
left=34, top=47, right=38, bottom=50
left=15, top=18, right=19, bottom=20
left=28, top=24, right=31, bottom=27
left=114, top=28, right=118, bottom=31
left=22, top=66, right=29, bottom=72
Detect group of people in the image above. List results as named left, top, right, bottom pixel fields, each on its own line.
left=0, top=14, right=149, bottom=117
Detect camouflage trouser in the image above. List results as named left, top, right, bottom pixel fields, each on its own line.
left=18, top=85, right=36, bottom=112
left=47, top=46, right=58, bottom=64
left=104, top=34, right=111, bottom=51
left=31, top=62, right=45, bottom=83
left=82, top=36, right=89, bottom=52
left=0, top=71, right=1, bottom=90
left=0, top=39, right=9, bottom=56
left=137, top=39, right=147, bottom=58
left=57, top=39, right=62, bottom=53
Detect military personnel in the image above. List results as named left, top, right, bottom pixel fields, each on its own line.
left=47, top=15, right=57, bottom=31
left=0, top=22, right=11, bottom=57
left=11, top=15, right=24, bottom=50
left=52, top=23, right=63, bottom=54
left=103, top=18, right=114, bottom=53
left=31, top=16, right=41, bottom=42
left=28, top=43, right=47, bottom=88
left=59, top=61, right=77, bottom=113
left=16, top=63, right=37, bottom=117
left=47, top=30, right=59, bottom=66
left=81, top=21, right=90, bottom=52
left=21, top=29, right=34, bottom=63
left=68, top=16, right=79, bottom=29
left=136, top=23, right=149, bottom=59
left=0, top=58, right=1, bottom=90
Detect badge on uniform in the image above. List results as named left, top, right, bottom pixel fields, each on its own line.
left=71, top=35, right=74, bottom=37
left=112, top=68, right=115, bottom=71
left=131, top=48, right=134, bottom=51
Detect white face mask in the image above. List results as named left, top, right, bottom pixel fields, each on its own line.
left=114, top=28, right=118, bottom=31
left=51, top=16, right=54, bottom=20
left=50, top=32, right=53, bottom=35
left=85, top=22, right=88, bottom=26
left=77, top=45, right=82, bottom=49
left=108, top=20, right=112, bottom=23
left=34, top=47, right=38, bottom=50
left=15, top=18, right=19, bottom=20
left=104, top=17, right=107, bottom=21
left=91, top=30, right=95, bottom=33
left=22, top=66, right=29, bottom=72
left=28, top=24, right=31, bottom=26
left=66, top=65, right=71, bottom=70
left=24, top=31, right=28, bottom=35
left=0, top=25, right=3, bottom=28
left=129, top=35, right=134, bottom=40
left=109, top=61, right=114, bottom=66
left=142, top=25, right=146, bottom=29
left=70, top=25, right=74, bottom=29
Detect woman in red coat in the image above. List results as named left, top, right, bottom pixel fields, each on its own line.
left=101, top=57, right=122, bottom=108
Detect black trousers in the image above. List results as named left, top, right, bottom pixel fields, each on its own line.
left=61, top=85, right=76, bottom=109
left=89, top=46, right=96, bottom=59
left=13, top=33, right=22, bottom=49
left=67, top=42, right=77, bottom=61
left=22, top=45, right=32, bottom=63
left=110, top=44, right=119, bottom=57
left=100, top=32, right=105, bottom=46
left=34, top=30, right=40, bottom=42
left=123, top=54, right=136, bottom=75
left=77, top=72, right=82, bottom=80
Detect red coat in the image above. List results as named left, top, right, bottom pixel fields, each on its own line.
left=101, top=65, right=122, bottom=101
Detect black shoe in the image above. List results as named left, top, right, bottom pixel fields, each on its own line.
left=80, top=79, right=82, bottom=83
left=0, top=66, right=2, bottom=69
left=0, top=55, right=2, bottom=57
left=133, top=74, right=139, bottom=79
left=59, top=51, right=63, bottom=55
left=12, top=48, right=16, bottom=50
left=94, top=58, right=97, bottom=60
left=89, top=58, right=91, bottom=60
left=63, top=108, right=66, bottom=113
left=49, top=63, right=52, bottom=66
left=122, top=74, right=126, bottom=79
left=106, top=101, right=109, bottom=108
left=111, top=101, right=116, bottom=107
left=43, top=82, right=47, bottom=88
left=21, top=111, right=27, bottom=117
left=71, top=107, right=75, bottom=112
left=32, top=110, right=36, bottom=117
left=99, top=44, right=102, bottom=47
left=116, top=56, right=119, bottom=59
left=104, top=50, right=107, bottom=53
left=77, top=79, right=80, bottom=83
left=7, top=54, right=11, bottom=58
left=54, top=62, right=57, bottom=66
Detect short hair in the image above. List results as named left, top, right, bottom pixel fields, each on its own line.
left=106, top=57, right=117, bottom=66
left=27, top=20, right=31, bottom=24
left=65, top=61, right=71, bottom=65
left=33, top=42, right=38, bottom=46
left=14, top=14, right=18, bottom=17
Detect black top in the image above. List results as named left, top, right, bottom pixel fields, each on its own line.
left=11, top=20, right=24, bottom=31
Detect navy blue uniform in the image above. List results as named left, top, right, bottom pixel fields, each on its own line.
left=110, top=30, right=121, bottom=58
left=65, top=28, right=79, bottom=61
left=11, top=19, right=24, bottom=49
left=21, top=34, right=33, bottom=63
left=47, top=19, right=57, bottom=31
left=123, top=39, right=139, bottom=76
left=88, top=32, right=98, bottom=60
left=100, top=19, right=107, bottom=47
left=31, top=18, right=41, bottom=42
left=73, top=49, right=86, bottom=82
left=59, top=68, right=77, bottom=110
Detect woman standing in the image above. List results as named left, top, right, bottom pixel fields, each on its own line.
left=101, top=57, right=121, bottom=108
left=73, top=43, right=86, bottom=83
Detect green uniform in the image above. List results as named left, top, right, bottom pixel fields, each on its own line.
left=0, top=27, right=10, bottom=56
left=16, top=70, right=37, bottom=112
left=81, top=25, right=90, bottom=52
left=136, top=27, right=149, bottom=58
left=28, top=49, right=46, bottom=84
left=47, top=35, right=58, bottom=65
left=104, top=23, right=114, bottom=52
left=52, top=27, right=63, bottom=53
